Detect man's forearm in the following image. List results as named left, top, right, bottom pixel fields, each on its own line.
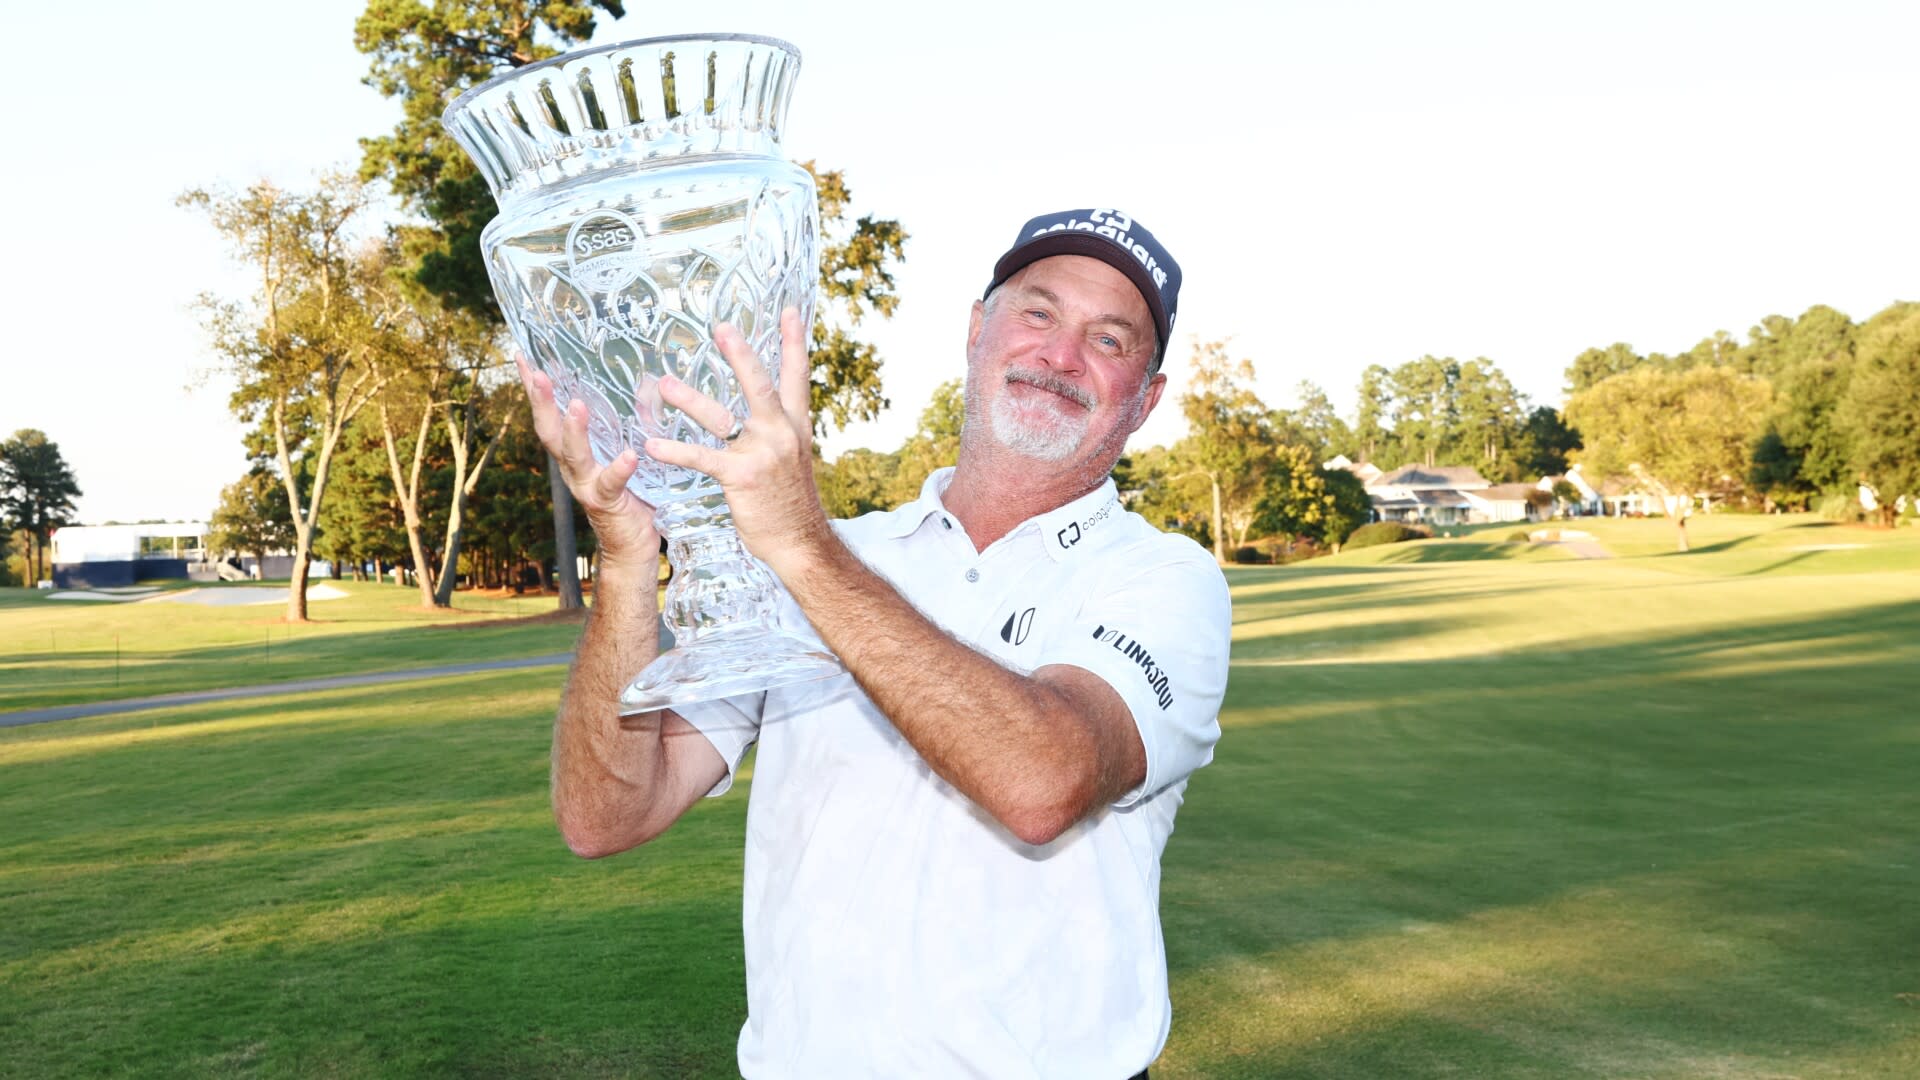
left=774, top=533, right=1133, bottom=845
left=551, top=556, right=676, bottom=856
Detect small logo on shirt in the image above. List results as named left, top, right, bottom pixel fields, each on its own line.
left=1056, top=498, right=1116, bottom=550
left=1000, top=607, right=1035, bottom=645
left=1092, top=625, right=1174, bottom=710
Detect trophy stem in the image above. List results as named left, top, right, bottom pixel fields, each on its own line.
left=618, top=493, right=843, bottom=715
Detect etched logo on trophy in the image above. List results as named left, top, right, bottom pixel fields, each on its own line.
left=566, top=209, right=647, bottom=294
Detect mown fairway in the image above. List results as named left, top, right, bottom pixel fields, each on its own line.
left=0, top=582, right=573, bottom=712
left=3, top=515, right=1917, bottom=1077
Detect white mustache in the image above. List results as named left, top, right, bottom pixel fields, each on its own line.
left=1004, top=368, right=1094, bottom=409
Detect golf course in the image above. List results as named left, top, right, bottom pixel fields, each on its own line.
left=3, top=513, right=1916, bottom=1077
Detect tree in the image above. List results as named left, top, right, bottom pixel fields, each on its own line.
left=1386, top=355, right=1458, bottom=469
left=0, top=429, right=83, bottom=585
left=1516, top=405, right=1580, bottom=478
left=1565, top=365, right=1772, bottom=551
left=207, top=467, right=296, bottom=574
left=1252, top=445, right=1370, bottom=549
left=1452, top=357, right=1526, bottom=477
left=1564, top=342, right=1644, bottom=397
left=355, top=3, right=908, bottom=606
left=1352, top=364, right=1392, bottom=464
left=1551, top=478, right=1581, bottom=516
left=1270, top=380, right=1352, bottom=461
left=816, top=447, right=899, bottom=521
left=182, top=176, right=397, bottom=621
left=358, top=0, right=623, bottom=609
left=887, top=379, right=966, bottom=508
left=1839, top=301, right=1920, bottom=526
left=1176, top=342, right=1275, bottom=562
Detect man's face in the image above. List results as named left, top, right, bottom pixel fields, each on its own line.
left=962, top=255, right=1167, bottom=469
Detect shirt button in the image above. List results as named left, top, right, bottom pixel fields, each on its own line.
left=965, top=568, right=980, bottom=583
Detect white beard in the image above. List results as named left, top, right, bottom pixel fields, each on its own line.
left=987, top=390, right=1088, bottom=461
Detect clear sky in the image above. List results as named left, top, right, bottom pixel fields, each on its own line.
left=8, top=0, right=1915, bottom=524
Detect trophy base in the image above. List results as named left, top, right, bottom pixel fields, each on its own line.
left=617, top=625, right=844, bottom=715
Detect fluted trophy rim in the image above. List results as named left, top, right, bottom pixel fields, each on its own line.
left=443, top=32, right=801, bottom=122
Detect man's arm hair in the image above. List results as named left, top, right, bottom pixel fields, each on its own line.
left=778, top=536, right=1145, bottom=847
left=550, top=557, right=728, bottom=858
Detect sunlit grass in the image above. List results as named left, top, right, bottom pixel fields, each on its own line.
left=2, top=517, right=1917, bottom=1076
left=0, top=580, right=580, bottom=711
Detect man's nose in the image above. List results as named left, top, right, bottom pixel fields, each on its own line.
left=1034, top=323, right=1089, bottom=376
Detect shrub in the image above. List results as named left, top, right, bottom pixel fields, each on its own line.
left=1818, top=493, right=1862, bottom=522
left=1230, top=545, right=1266, bottom=564
left=1507, top=530, right=1532, bottom=543
left=1345, top=522, right=1430, bottom=549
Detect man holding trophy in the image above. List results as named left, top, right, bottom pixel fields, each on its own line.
left=524, top=209, right=1229, bottom=1078
left=443, top=29, right=1225, bottom=1079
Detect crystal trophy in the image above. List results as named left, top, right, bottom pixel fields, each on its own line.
left=443, top=34, right=842, bottom=711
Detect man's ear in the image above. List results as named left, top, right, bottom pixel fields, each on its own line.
left=1131, top=373, right=1169, bottom=434
left=967, top=298, right=985, bottom=352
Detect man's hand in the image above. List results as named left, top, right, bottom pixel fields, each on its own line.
left=643, top=308, right=833, bottom=575
left=516, top=353, right=660, bottom=569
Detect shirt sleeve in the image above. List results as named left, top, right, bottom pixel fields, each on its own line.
left=671, top=691, right=765, bottom=798
left=1041, top=540, right=1231, bottom=807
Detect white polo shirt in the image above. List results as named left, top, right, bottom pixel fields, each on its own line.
left=678, top=467, right=1231, bottom=1079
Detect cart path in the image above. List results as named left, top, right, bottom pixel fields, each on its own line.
left=0, top=653, right=574, bottom=729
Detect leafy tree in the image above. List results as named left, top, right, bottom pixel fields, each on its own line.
left=1176, top=341, right=1276, bottom=562
left=1252, top=446, right=1372, bottom=549
left=1271, top=380, right=1351, bottom=461
left=816, top=447, right=899, bottom=521
left=1839, top=301, right=1920, bottom=526
left=887, top=379, right=965, bottom=508
left=1551, top=478, right=1581, bottom=515
left=1386, top=355, right=1458, bottom=469
left=1742, top=305, right=1854, bottom=380
left=1564, top=342, right=1644, bottom=397
left=1566, top=365, right=1772, bottom=551
left=1352, top=364, right=1392, bottom=464
left=0, top=429, right=82, bottom=585
left=807, top=164, right=909, bottom=433
left=1516, top=405, right=1580, bottom=479
left=1115, top=444, right=1211, bottom=547
left=207, top=467, right=296, bottom=574
left=1744, top=306, right=1858, bottom=501
left=314, top=417, right=410, bottom=579
left=1452, top=357, right=1526, bottom=476
left=358, top=0, right=622, bottom=609
left=183, top=177, right=398, bottom=621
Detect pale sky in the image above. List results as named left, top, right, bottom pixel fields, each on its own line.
left=6, top=0, right=1915, bottom=523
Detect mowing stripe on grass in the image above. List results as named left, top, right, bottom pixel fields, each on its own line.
left=0, top=653, right=572, bottom=728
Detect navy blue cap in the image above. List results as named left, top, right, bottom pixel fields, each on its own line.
left=984, top=208, right=1182, bottom=369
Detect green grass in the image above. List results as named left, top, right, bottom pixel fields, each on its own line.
left=3, top=520, right=1918, bottom=1077
left=0, top=581, right=579, bottom=712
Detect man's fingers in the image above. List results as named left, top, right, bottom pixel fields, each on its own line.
left=516, top=353, right=566, bottom=452
left=590, top=449, right=640, bottom=505
left=645, top=436, right=724, bottom=479
left=657, top=372, right=742, bottom=441
left=713, top=322, right=780, bottom=419
left=778, top=307, right=811, bottom=422
left=557, top=398, right=600, bottom=478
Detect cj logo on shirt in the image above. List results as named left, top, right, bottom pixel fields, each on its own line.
left=1092, top=625, right=1174, bottom=710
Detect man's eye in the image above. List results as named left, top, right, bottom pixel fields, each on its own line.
left=1026, top=309, right=1050, bottom=322
left=1098, top=334, right=1121, bottom=351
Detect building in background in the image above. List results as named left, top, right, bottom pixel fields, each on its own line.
left=49, top=522, right=211, bottom=588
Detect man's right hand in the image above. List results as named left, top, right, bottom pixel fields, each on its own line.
left=516, top=354, right=660, bottom=569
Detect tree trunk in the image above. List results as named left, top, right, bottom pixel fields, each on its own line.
left=433, top=514, right=466, bottom=607
left=550, top=458, right=582, bottom=608
left=1674, top=516, right=1689, bottom=553
left=1209, top=473, right=1226, bottom=565
left=286, top=537, right=312, bottom=622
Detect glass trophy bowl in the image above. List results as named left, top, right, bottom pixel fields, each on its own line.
left=442, top=34, right=842, bottom=712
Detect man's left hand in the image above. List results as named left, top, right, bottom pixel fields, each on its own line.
left=644, top=307, right=832, bottom=576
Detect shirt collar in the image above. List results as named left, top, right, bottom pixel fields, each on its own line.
left=878, top=466, right=1122, bottom=563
